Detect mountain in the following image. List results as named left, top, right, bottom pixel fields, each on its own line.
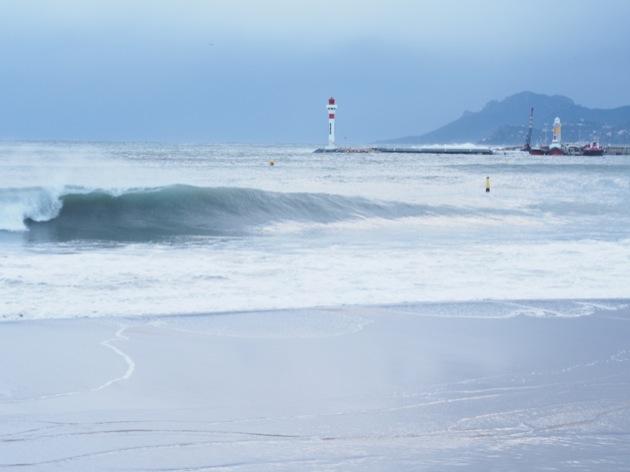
left=383, top=91, right=630, bottom=146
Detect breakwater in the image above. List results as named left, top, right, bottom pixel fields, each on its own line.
left=314, top=146, right=493, bottom=155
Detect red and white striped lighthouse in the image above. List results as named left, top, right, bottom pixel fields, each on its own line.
left=326, top=97, right=337, bottom=149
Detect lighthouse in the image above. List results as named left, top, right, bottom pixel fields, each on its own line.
left=548, top=117, right=564, bottom=155
left=551, top=117, right=562, bottom=145
left=326, top=97, right=337, bottom=149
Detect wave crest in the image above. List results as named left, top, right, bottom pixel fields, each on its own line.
left=0, top=187, right=63, bottom=232
left=2, top=185, right=429, bottom=242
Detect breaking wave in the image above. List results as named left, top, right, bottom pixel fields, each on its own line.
left=1, top=185, right=440, bottom=242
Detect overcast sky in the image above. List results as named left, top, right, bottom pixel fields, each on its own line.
left=1, top=0, right=629, bottom=144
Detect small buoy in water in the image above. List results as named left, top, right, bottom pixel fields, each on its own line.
left=486, top=176, right=490, bottom=193
left=269, top=160, right=275, bottom=166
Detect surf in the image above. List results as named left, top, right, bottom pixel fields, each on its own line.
left=4, top=184, right=436, bottom=242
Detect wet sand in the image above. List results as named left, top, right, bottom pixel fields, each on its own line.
left=1, top=300, right=630, bottom=470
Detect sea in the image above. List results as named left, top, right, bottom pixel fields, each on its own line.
left=1, top=141, right=629, bottom=320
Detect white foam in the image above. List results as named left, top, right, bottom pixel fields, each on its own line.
left=2, top=143, right=630, bottom=320
left=0, top=187, right=63, bottom=231
left=3, top=238, right=630, bottom=320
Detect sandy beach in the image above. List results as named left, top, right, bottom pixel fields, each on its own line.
left=2, top=299, right=629, bottom=470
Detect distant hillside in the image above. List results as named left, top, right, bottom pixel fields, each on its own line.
left=383, top=91, right=630, bottom=146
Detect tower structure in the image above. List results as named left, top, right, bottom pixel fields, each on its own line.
left=524, top=107, right=534, bottom=151
left=551, top=117, right=562, bottom=147
left=326, top=97, right=337, bottom=149
left=548, top=117, right=564, bottom=155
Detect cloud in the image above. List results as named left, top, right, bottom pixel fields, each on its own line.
left=1, top=0, right=630, bottom=142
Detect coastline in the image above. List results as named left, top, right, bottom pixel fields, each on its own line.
left=2, top=299, right=629, bottom=470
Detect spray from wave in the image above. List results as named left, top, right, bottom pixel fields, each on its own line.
left=0, top=187, right=64, bottom=232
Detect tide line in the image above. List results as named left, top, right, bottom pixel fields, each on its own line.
left=93, top=326, right=136, bottom=391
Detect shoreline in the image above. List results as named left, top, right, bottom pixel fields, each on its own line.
left=2, top=296, right=629, bottom=324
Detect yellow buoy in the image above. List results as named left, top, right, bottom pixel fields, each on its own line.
left=486, top=176, right=490, bottom=193
left=269, top=160, right=275, bottom=166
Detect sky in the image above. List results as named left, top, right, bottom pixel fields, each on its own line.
left=1, top=0, right=630, bottom=144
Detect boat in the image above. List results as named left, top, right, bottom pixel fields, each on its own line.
left=581, top=141, right=604, bottom=156
left=546, top=117, right=564, bottom=155
left=523, top=110, right=605, bottom=157
left=524, top=110, right=565, bottom=156
left=547, top=146, right=564, bottom=156
left=528, top=146, right=546, bottom=155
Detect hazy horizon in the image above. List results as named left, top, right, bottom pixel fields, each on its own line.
left=2, top=0, right=630, bottom=144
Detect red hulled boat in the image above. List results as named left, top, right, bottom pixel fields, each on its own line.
left=581, top=141, right=604, bottom=156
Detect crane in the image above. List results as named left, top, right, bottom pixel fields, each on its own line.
left=523, top=107, right=534, bottom=151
